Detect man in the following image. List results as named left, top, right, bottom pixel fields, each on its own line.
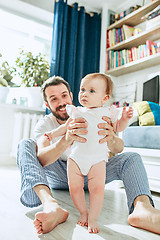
left=17, top=76, right=160, bottom=235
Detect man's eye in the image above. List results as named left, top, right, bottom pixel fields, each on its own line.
left=51, top=98, right=56, bottom=101
left=62, top=94, right=67, bottom=98
left=81, top=88, right=85, bottom=92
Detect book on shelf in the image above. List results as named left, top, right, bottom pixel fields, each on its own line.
left=106, top=25, right=142, bottom=48
left=108, top=9, right=116, bottom=26
left=122, top=24, right=135, bottom=39
left=116, top=5, right=141, bottom=21
left=146, top=39, right=158, bottom=55
left=142, top=5, right=160, bottom=21
left=106, top=40, right=160, bottom=71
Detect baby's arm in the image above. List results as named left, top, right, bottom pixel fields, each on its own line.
left=113, top=107, right=133, bottom=132
left=44, top=118, right=71, bottom=141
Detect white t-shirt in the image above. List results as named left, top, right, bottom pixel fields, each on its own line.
left=34, top=113, right=70, bottom=161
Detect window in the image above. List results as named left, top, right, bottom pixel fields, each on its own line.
left=0, top=9, right=52, bottom=85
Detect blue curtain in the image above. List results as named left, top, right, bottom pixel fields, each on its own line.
left=50, top=0, right=101, bottom=106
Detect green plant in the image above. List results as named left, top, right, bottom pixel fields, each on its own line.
left=15, top=49, right=50, bottom=87
left=0, top=53, right=15, bottom=87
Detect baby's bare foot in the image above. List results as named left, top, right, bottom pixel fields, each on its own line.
left=88, top=218, right=99, bottom=234
left=33, top=200, right=69, bottom=234
left=77, top=212, right=88, bottom=227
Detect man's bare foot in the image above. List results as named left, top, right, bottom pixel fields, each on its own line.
left=77, top=212, right=88, bottom=227
left=128, top=197, right=160, bottom=234
left=88, top=218, right=99, bottom=234
left=33, top=200, right=69, bottom=234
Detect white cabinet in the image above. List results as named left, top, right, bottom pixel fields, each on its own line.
left=122, top=147, right=160, bottom=193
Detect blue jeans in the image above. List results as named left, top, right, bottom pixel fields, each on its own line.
left=17, top=139, right=154, bottom=213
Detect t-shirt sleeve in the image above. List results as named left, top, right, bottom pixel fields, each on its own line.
left=33, top=114, right=56, bottom=141
left=33, top=116, right=48, bottom=141
left=66, top=105, right=81, bottom=119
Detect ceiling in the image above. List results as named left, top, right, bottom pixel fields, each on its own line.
left=0, top=0, right=147, bottom=25
left=19, top=0, right=144, bottom=13
left=68, top=0, right=143, bottom=12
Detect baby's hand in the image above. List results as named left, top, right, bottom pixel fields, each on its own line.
left=122, top=107, right=133, bottom=120
left=44, top=132, right=53, bottom=141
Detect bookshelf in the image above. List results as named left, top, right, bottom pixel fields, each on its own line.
left=107, top=24, right=160, bottom=51
left=107, top=0, right=160, bottom=30
left=106, top=52, right=160, bottom=76
left=106, top=0, right=160, bottom=76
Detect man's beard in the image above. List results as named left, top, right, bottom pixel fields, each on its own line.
left=48, top=104, right=69, bottom=121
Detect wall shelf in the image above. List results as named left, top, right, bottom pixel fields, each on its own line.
left=107, top=24, right=160, bottom=51
left=107, top=0, right=160, bottom=30
left=106, top=52, right=160, bottom=76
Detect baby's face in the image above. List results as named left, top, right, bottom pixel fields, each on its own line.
left=78, top=77, right=108, bottom=108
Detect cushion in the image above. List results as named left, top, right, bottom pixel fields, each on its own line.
left=122, top=126, right=160, bottom=149
left=133, top=101, right=160, bottom=126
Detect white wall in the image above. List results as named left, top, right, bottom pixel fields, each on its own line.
left=113, top=66, right=160, bottom=102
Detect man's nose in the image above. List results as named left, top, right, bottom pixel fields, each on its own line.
left=58, top=99, right=66, bottom=106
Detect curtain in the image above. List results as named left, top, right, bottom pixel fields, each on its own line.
left=50, top=0, right=101, bottom=106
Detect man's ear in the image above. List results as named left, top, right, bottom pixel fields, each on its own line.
left=45, top=101, right=49, bottom=109
left=70, top=92, right=73, bottom=101
left=102, top=95, right=110, bottom=105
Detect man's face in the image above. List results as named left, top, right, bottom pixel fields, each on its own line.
left=45, top=83, right=73, bottom=123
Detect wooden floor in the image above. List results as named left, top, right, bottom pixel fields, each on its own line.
left=0, top=166, right=160, bottom=240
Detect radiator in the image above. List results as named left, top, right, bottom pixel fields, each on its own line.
left=11, top=112, right=43, bottom=157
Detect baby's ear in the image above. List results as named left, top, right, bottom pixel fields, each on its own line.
left=102, top=95, right=110, bottom=104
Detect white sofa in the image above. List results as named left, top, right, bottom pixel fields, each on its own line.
left=120, top=123, right=160, bottom=193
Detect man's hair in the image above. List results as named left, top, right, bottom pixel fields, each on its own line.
left=83, top=73, right=113, bottom=96
left=41, top=76, right=71, bottom=102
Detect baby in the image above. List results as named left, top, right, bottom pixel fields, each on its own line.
left=45, top=73, right=133, bottom=233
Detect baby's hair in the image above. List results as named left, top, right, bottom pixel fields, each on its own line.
left=82, top=73, right=113, bottom=96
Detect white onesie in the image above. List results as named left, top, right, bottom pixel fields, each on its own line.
left=66, top=105, right=119, bottom=175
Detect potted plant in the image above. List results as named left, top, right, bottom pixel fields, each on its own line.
left=15, top=49, right=50, bottom=107
left=0, top=53, right=15, bottom=103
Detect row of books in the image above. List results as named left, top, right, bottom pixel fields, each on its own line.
left=109, top=5, right=141, bottom=25
left=107, top=24, right=142, bottom=48
left=106, top=40, right=160, bottom=70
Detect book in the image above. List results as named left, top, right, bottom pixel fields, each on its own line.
left=126, top=6, right=134, bottom=15
left=146, top=40, right=158, bottom=55
left=122, top=24, right=135, bottom=39
left=106, top=30, right=110, bottom=48
left=106, top=51, right=110, bottom=70
left=108, top=9, right=116, bottom=26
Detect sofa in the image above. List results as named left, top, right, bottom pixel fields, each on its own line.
left=120, top=101, right=160, bottom=193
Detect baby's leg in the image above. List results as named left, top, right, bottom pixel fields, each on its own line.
left=67, top=158, right=88, bottom=226
left=87, top=161, right=106, bottom=233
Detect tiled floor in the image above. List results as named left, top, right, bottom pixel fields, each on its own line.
left=0, top=166, right=160, bottom=240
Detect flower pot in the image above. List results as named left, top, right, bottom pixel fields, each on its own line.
left=0, top=86, right=9, bottom=103
left=27, top=87, right=43, bottom=108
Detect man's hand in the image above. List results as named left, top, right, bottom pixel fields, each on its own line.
left=65, top=117, right=88, bottom=145
left=97, top=116, right=115, bottom=144
left=97, top=115, right=124, bottom=154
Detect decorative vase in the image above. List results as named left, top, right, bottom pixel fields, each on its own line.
left=0, top=86, right=9, bottom=103
left=27, top=87, right=43, bottom=108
